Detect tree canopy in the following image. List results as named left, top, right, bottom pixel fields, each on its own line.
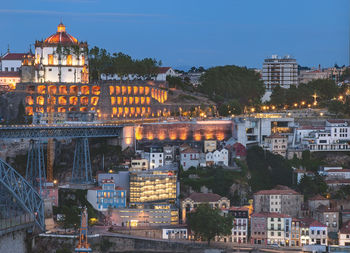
left=187, top=204, right=233, bottom=245
left=88, top=46, right=161, bottom=81
left=199, top=65, right=265, bottom=105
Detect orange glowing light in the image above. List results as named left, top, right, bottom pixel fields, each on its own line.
left=48, top=54, right=54, bottom=65
left=164, top=91, right=167, bottom=101
left=118, top=107, right=123, bottom=114
left=147, top=107, right=151, bottom=113
left=109, top=86, right=115, bottom=95
left=25, top=106, right=33, bottom=115
left=147, top=132, right=154, bottom=140
left=116, top=86, right=121, bottom=95
left=128, top=86, right=132, bottom=95
left=92, top=86, right=100, bottom=95
left=122, top=86, right=126, bottom=95
left=112, top=107, right=117, bottom=115
left=124, top=107, right=129, bottom=115
left=136, top=107, right=141, bottom=114
left=145, top=87, right=150, bottom=95
left=180, top=132, right=187, bottom=140
left=169, top=132, right=177, bottom=140
left=69, top=96, right=78, bottom=105
left=48, top=85, right=57, bottom=94
left=91, top=97, right=99, bottom=106
left=216, top=132, right=225, bottom=141
left=135, top=127, right=143, bottom=140
left=117, top=97, right=122, bottom=105
left=151, top=88, right=155, bottom=98
left=70, top=85, right=78, bottom=95
left=129, top=97, right=134, bottom=105
left=66, top=55, right=72, bottom=66
left=81, top=55, right=85, bottom=65
left=37, top=85, right=46, bottom=94
left=142, top=107, right=146, bottom=114
left=135, top=97, right=139, bottom=104
left=58, top=107, right=66, bottom=112
left=48, top=96, right=56, bottom=105
left=194, top=132, right=201, bottom=141
left=80, top=107, right=88, bottom=112
left=123, top=97, right=128, bottom=105
left=139, top=86, right=144, bottom=95
left=58, top=96, right=67, bottom=105
left=158, top=131, right=166, bottom=140
left=80, top=96, right=89, bottom=106
left=37, top=96, right=45, bottom=105
left=111, top=97, right=116, bottom=105
left=133, top=86, right=138, bottom=95
left=26, top=96, right=34, bottom=105
left=130, top=107, right=135, bottom=115
left=141, top=97, right=145, bottom=105
left=146, top=97, right=150, bottom=105
left=59, top=85, right=68, bottom=94
left=36, top=107, right=44, bottom=113
left=81, top=86, right=89, bottom=95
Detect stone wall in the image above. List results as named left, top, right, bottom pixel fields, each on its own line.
left=0, top=229, right=27, bottom=253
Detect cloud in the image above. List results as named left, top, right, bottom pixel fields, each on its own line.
left=0, top=9, right=163, bottom=17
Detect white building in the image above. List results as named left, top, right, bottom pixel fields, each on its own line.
left=0, top=52, right=26, bottom=72
left=143, top=146, right=164, bottom=169
left=233, top=114, right=295, bottom=147
left=205, top=148, right=229, bottom=167
left=302, top=120, right=350, bottom=152
left=34, top=23, right=89, bottom=83
left=264, top=134, right=288, bottom=157
left=339, top=220, right=350, bottom=246
left=100, top=67, right=176, bottom=82
left=267, top=213, right=292, bottom=246
left=300, top=218, right=328, bottom=246
left=180, top=147, right=200, bottom=170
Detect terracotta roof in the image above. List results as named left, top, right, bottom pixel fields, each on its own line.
left=309, top=194, right=327, bottom=201
left=340, top=220, right=350, bottom=234
left=158, top=67, right=171, bottom=74
left=254, top=186, right=300, bottom=196
left=251, top=212, right=290, bottom=218
left=1, top=53, right=26, bottom=61
left=316, top=204, right=337, bottom=213
left=327, top=119, right=347, bottom=124
left=0, top=71, right=20, bottom=77
left=326, top=169, right=350, bottom=173
left=186, top=192, right=223, bottom=202
left=44, top=23, right=79, bottom=45
left=181, top=147, right=200, bottom=154
left=251, top=212, right=268, bottom=218
left=300, top=218, right=327, bottom=228
left=229, top=206, right=249, bottom=212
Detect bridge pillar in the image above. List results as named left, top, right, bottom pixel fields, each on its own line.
left=71, top=138, right=92, bottom=183
left=26, top=140, right=46, bottom=191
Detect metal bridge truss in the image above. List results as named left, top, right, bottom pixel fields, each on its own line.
left=0, top=158, right=44, bottom=231
left=72, top=138, right=92, bottom=183
left=0, top=124, right=121, bottom=139
left=26, top=140, right=46, bottom=191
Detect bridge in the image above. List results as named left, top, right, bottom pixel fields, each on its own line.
left=0, top=123, right=122, bottom=184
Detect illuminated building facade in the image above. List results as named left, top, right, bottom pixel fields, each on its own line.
left=129, top=166, right=177, bottom=204
left=18, top=80, right=168, bottom=118
left=110, top=204, right=179, bottom=227
left=29, top=23, right=89, bottom=83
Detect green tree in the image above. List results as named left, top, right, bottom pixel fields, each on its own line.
left=270, top=85, right=286, bottom=107
left=297, top=174, right=328, bottom=199
left=328, top=100, right=344, bottom=117
left=16, top=101, right=26, bottom=124
left=199, top=65, right=265, bottom=105
left=187, top=204, right=233, bottom=245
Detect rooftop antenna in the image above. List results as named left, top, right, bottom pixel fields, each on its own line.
left=7, top=44, right=10, bottom=53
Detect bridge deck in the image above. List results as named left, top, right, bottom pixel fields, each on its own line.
left=0, top=124, right=122, bottom=139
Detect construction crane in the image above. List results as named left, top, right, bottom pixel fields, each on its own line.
left=75, top=207, right=92, bottom=253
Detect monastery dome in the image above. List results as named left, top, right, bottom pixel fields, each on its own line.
left=44, top=23, right=78, bottom=45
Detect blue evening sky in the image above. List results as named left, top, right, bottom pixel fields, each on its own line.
left=0, top=0, right=348, bottom=70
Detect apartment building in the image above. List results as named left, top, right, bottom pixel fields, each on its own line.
left=253, top=186, right=303, bottom=217
left=267, top=213, right=292, bottom=246
left=264, top=134, right=288, bottom=157
left=314, top=205, right=339, bottom=233
left=291, top=218, right=301, bottom=246
left=143, top=146, right=164, bottom=169
left=251, top=213, right=268, bottom=245
left=229, top=207, right=249, bottom=244
left=180, top=147, right=200, bottom=170
left=300, top=218, right=328, bottom=246
left=339, top=220, right=350, bottom=246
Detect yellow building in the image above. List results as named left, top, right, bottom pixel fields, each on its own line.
left=129, top=166, right=177, bottom=204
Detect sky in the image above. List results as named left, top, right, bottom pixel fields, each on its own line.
left=0, top=0, right=349, bottom=70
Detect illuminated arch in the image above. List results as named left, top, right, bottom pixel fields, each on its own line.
left=36, top=96, right=45, bottom=105
left=58, top=96, right=67, bottom=105
left=92, top=86, right=100, bottom=95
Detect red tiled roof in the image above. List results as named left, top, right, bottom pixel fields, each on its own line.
left=181, top=148, right=200, bottom=154
left=267, top=212, right=291, bottom=218
left=316, top=204, right=338, bottom=213
left=340, top=220, right=350, bottom=234
left=1, top=53, right=26, bottom=61
left=0, top=71, right=20, bottom=77
left=44, top=23, right=78, bottom=45
left=327, top=119, right=347, bottom=124
left=309, top=220, right=327, bottom=228
left=254, top=186, right=300, bottom=196
left=229, top=206, right=249, bottom=211
left=300, top=218, right=327, bottom=228
left=158, top=67, right=171, bottom=74
left=251, top=212, right=268, bottom=218
left=186, top=192, right=223, bottom=202
left=326, top=169, right=350, bottom=173
left=309, top=194, right=327, bottom=201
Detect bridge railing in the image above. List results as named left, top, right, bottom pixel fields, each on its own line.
left=0, top=214, right=34, bottom=230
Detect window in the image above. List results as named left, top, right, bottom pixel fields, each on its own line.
left=68, top=68, right=72, bottom=72
left=48, top=54, right=54, bottom=65
left=11, top=67, right=14, bottom=71
left=48, top=68, right=52, bottom=71
left=67, top=54, right=72, bottom=65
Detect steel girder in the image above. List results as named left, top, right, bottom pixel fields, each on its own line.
left=26, top=140, right=46, bottom=192
left=0, top=158, right=44, bottom=231
left=0, top=124, right=121, bottom=139
left=71, top=138, right=92, bottom=183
